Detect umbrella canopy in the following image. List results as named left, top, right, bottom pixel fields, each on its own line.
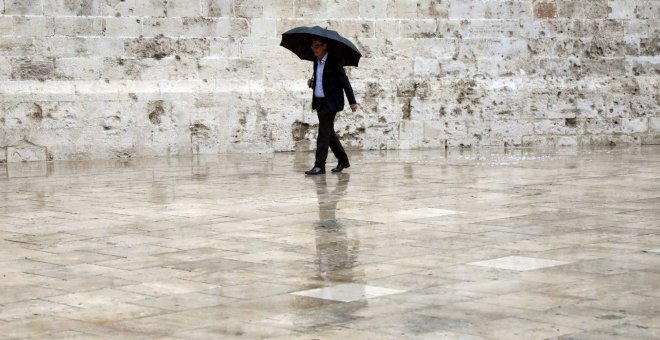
left=280, top=26, right=362, bottom=67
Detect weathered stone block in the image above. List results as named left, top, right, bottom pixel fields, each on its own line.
left=263, top=2, right=294, bottom=18
left=558, top=0, right=609, bottom=19
left=534, top=118, right=583, bottom=135
left=624, top=20, right=653, bottom=39
left=634, top=0, right=660, bottom=20
left=384, top=38, right=425, bottom=59
left=414, top=57, right=441, bottom=76
left=74, top=80, right=126, bottom=101
left=251, top=18, right=277, bottom=39
left=351, top=57, right=414, bottom=80
left=360, top=0, right=388, bottom=18
left=622, top=117, right=649, bottom=133
left=0, top=80, right=76, bottom=102
left=640, top=37, right=660, bottom=56
left=7, top=140, right=48, bottom=162
left=124, top=37, right=210, bottom=59
left=460, top=38, right=528, bottom=60
left=325, top=20, right=374, bottom=39
left=399, top=120, right=423, bottom=141
left=221, top=18, right=250, bottom=38
left=418, top=0, right=450, bottom=18
left=55, top=57, right=101, bottom=80
left=387, top=0, right=419, bottom=19
left=586, top=118, right=624, bottom=134
left=105, top=18, right=142, bottom=38
left=10, top=58, right=57, bottom=81
left=54, top=17, right=105, bottom=37
left=400, top=19, right=437, bottom=38
left=366, top=122, right=398, bottom=150
left=12, top=16, right=55, bottom=37
left=641, top=135, right=660, bottom=145
left=628, top=95, right=659, bottom=117
left=459, top=19, right=520, bottom=39
left=449, top=0, right=530, bottom=20
left=296, top=0, right=327, bottom=19
left=490, top=119, right=534, bottom=146
left=166, top=0, right=202, bottom=17
left=4, top=0, right=42, bottom=15
left=198, top=57, right=263, bottom=81
left=233, top=0, right=263, bottom=18
left=48, top=37, right=125, bottom=58
left=202, top=0, right=233, bottom=17
left=535, top=2, right=557, bottom=19
left=582, top=57, right=626, bottom=76
left=0, top=37, right=36, bottom=57
left=650, top=117, right=660, bottom=132
left=181, top=17, right=220, bottom=38
left=423, top=120, right=445, bottom=141
left=587, top=134, right=642, bottom=146
left=519, top=19, right=577, bottom=39
left=210, top=38, right=240, bottom=58
left=607, top=0, right=636, bottom=20
left=142, top=18, right=184, bottom=38
left=0, top=57, right=11, bottom=80
left=44, top=0, right=95, bottom=16
left=0, top=16, right=11, bottom=36
left=557, top=136, right=578, bottom=146
left=476, top=58, right=520, bottom=77
left=327, top=0, right=360, bottom=18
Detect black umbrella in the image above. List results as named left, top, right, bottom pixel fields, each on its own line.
left=280, top=26, right=362, bottom=67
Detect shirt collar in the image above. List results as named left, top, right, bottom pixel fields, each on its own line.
left=318, top=53, right=328, bottom=65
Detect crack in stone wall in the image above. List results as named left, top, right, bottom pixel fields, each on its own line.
left=0, top=0, right=658, bottom=161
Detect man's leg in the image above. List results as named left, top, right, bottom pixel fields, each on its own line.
left=314, top=103, right=334, bottom=168
left=329, top=127, right=348, bottom=164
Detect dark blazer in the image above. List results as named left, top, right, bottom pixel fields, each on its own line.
left=311, top=53, right=356, bottom=113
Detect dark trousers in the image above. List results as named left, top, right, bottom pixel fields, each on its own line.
left=315, top=98, right=348, bottom=168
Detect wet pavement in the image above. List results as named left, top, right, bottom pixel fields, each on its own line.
left=1, top=146, right=659, bottom=339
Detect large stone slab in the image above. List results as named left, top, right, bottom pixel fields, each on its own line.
left=6, top=140, right=48, bottom=163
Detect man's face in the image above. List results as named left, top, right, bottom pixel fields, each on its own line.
left=311, top=39, right=327, bottom=59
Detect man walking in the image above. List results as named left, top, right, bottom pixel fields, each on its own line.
left=305, top=37, right=358, bottom=175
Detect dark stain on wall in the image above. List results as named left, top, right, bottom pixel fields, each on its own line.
left=29, top=103, right=44, bottom=122
left=11, top=58, right=56, bottom=81
left=291, top=120, right=313, bottom=142
left=148, top=100, right=166, bottom=125
left=190, top=123, right=211, bottom=139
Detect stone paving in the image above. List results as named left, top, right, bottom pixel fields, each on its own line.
left=1, top=146, right=659, bottom=339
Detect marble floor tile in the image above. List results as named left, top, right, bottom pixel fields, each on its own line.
left=474, top=317, right=582, bottom=339
left=173, top=319, right=297, bottom=339
left=130, top=292, right=238, bottom=311
left=264, top=327, right=400, bottom=340
left=475, top=291, right=581, bottom=311
left=1, top=147, right=659, bottom=338
left=291, top=283, right=406, bottom=302
left=0, top=285, right=66, bottom=304
left=0, top=300, right=80, bottom=321
left=467, top=255, right=570, bottom=271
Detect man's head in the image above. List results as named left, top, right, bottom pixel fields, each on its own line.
left=311, top=37, right=327, bottom=60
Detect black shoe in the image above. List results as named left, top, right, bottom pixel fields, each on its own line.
left=305, top=167, right=325, bottom=175
left=331, top=161, right=350, bottom=173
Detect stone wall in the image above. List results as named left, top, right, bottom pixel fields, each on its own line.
left=0, top=0, right=658, bottom=161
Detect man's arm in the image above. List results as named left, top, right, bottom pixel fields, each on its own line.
left=336, top=64, right=356, bottom=106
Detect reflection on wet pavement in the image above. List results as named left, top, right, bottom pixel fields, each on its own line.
left=1, top=147, right=659, bottom=339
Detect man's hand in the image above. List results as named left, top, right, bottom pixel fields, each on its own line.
left=350, top=104, right=358, bottom=112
